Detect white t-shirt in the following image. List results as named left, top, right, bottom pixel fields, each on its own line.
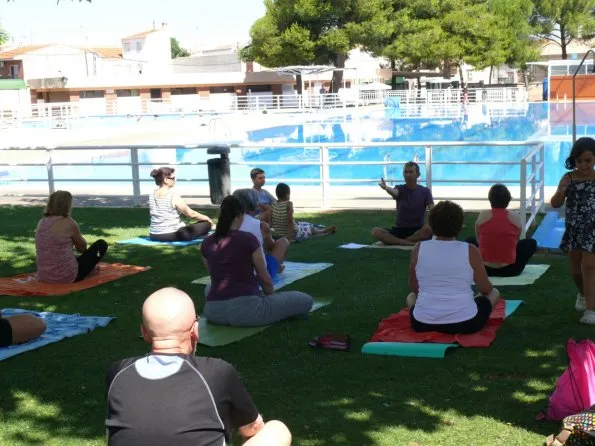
left=412, top=240, right=476, bottom=324
left=239, top=214, right=263, bottom=246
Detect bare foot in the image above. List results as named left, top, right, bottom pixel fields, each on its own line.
left=326, top=225, right=337, bottom=234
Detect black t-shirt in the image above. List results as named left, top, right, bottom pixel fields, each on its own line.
left=105, top=354, right=259, bottom=446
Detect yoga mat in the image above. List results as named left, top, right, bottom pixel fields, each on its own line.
left=192, top=261, right=333, bottom=290
left=489, top=264, right=550, bottom=286
left=533, top=211, right=565, bottom=250
left=367, top=242, right=414, bottom=251
left=339, top=243, right=369, bottom=250
left=199, top=299, right=332, bottom=347
left=117, top=236, right=203, bottom=246
left=361, top=300, right=524, bottom=358
left=0, top=263, right=151, bottom=297
left=0, top=308, right=114, bottom=361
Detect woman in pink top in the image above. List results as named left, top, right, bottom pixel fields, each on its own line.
left=35, top=191, right=108, bottom=283
left=466, top=184, right=537, bottom=277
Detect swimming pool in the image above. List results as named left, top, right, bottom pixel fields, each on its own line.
left=1, top=101, right=592, bottom=192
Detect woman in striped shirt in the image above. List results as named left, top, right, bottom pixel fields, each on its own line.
left=149, top=167, right=213, bottom=242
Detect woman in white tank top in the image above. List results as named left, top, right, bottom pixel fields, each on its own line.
left=149, top=167, right=213, bottom=242
left=406, top=201, right=500, bottom=334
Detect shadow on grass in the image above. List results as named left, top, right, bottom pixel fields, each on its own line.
left=0, top=207, right=579, bottom=445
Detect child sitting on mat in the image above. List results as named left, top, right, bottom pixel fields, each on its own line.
left=551, top=137, right=595, bottom=325
left=407, top=201, right=500, bottom=335
left=270, top=183, right=336, bottom=242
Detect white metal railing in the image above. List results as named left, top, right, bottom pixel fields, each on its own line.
left=0, top=86, right=527, bottom=126
left=0, top=140, right=545, bottom=236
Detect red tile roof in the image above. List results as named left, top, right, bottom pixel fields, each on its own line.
left=89, top=47, right=122, bottom=58
left=0, top=45, right=49, bottom=60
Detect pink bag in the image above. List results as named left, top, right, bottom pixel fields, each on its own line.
left=544, top=339, right=595, bottom=421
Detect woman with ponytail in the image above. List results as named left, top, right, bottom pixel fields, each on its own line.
left=200, top=196, right=313, bottom=327
left=149, top=167, right=213, bottom=242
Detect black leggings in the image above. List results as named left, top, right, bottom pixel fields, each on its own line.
left=150, top=221, right=211, bottom=242
left=466, top=237, right=537, bottom=277
left=410, top=296, right=493, bottom=334
left=75, top=239, right=108, bottom=282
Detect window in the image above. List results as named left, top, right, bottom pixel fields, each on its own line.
left=123, top=43, right=131, bottom=52
left=115, top=89, right=140, bottom=97
left=9, top=65, right=19, bottom=79
left=150, top=88, right=162, bottom=99
left=80, top=90, right=104, bottom=99
left=209, top=86, right=234, bottom=94
left=136, top=41, right=143, bottom=51
left=171, top=87, right=197, bottom=95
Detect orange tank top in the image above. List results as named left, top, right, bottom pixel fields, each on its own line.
left=478, top=209, right=520, bottom=265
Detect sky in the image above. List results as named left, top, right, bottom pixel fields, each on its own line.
left=0, top=0, right=266, bottom=50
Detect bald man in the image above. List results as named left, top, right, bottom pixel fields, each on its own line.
left=105, top=287, right=292, bottom=446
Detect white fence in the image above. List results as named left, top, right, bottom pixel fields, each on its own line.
left=0, top=140, right=545, bottom=236
left=0, top=86, right=527, bottom=127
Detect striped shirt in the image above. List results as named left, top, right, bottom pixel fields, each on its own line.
left=149, top=189, right=184, bottom=235
left=271, top=201, right=294, bottom=238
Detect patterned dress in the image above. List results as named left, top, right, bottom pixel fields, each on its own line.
left=560, top=176, right=595, bottom=253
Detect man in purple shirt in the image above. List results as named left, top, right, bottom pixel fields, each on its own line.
left=371, top=161, right=434, bottom=246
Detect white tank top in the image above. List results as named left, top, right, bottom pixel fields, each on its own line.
left=412, top=240, right=477, bottom=324
left=149, top=189, right=184, bottom=234
left=239, top=214, right=263, bottom=246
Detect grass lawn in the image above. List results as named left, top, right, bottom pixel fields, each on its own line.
left=0, top=205, right=587, bottom=446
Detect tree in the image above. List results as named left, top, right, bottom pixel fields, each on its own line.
left=378, top=0, right=536, bottom=86
left=531, top=0, right=595, bottom=59
left=170, top=37, right=190, bottom=58
left=240, top=0, right=394, bottom=92
left=0, top=28, right=7, bottom=46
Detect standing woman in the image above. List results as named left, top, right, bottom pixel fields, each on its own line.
left=149, top=167, right=213, bottom=242
left=35, top=190, right=108, bottom=283
left=200, top=196, right=313, bottom=327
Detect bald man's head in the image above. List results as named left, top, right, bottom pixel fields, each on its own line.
left=142, top=287, right=197, bottom=339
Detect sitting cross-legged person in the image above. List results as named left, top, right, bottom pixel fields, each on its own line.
left=371, top=161, right=434, bottom=246
left=201, top=196, right=313, bottom=327
left=270, top=183, right=336, bottom=242
left=0, top=311, right=46, bottom=347
left=407, top=201, right=500, bottom=335
left=105, top=287, right=292, bottom=446
left=149, top=167, right=213, bottom=242
left=35, top=190, right=108, bottom=283
left=233, top=188, right=289, bottom=279
left=466, top=184, right=537, bottom=277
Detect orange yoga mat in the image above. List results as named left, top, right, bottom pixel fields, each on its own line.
left=0, top=263, right=151, bottom=297
left=370, top=300, right=507, bottom=348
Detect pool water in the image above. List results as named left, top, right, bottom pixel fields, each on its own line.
left=3, top=101, right=594, bottom=190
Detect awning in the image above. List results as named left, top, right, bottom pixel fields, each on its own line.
left=0, top=79, right=27, bottom=90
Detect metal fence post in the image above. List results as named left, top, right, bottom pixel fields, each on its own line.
left=46, top=149, right=55, bottom=194
left=531, top=148, right=537, bottom=218
left=130, top=148, right=141, bottom=207
left=320, top=145, right=330, bottom=209
left=520, top=158, right=527, bottom=238
left=424, top=145, right=433, bottom=190
left=539, top=143, right=545, bottom=213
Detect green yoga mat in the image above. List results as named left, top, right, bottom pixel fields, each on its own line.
left=361, top=300, right=524, bottom=359
left=199, top=299, right=332, bottom=347
left=488, top=264, right=550, bottom=286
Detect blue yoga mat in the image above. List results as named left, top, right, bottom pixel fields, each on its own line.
left=0, top=308, right=114, bottom=361
left=361, top=300, right=524, bottom=359
left=117, top=236, right=203, bottom=246
left=533, top=211, right=565, bottom=250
